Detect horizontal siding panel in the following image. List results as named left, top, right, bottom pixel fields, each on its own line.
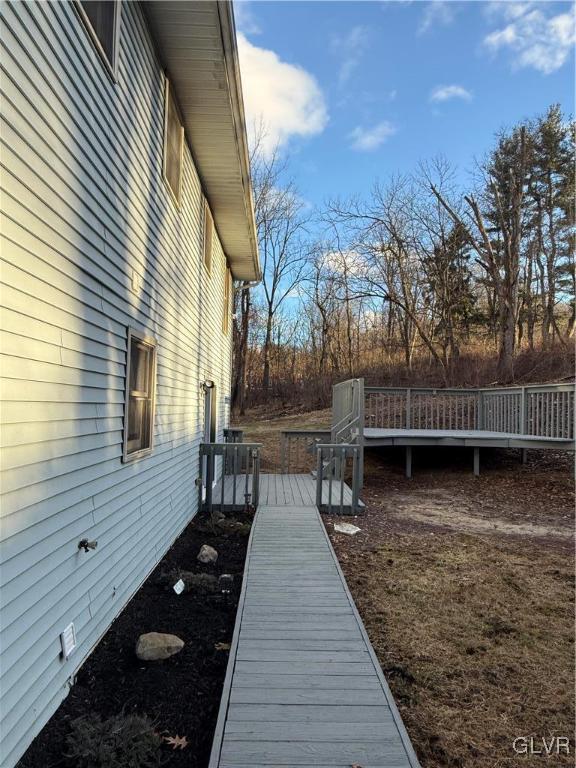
left=0, top=401, right=124, bottom=425
left=0, top=417, right=123, bottom=448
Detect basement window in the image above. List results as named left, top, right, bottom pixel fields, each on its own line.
left=123, top=329, right=157, bottom=462
left=163, top=79, right=184, bottom=206
left=223, top=267, right=232, bottom=334
left=203, top=200, right=214, bottom=273
left=76, top=1, right=120, bottom=77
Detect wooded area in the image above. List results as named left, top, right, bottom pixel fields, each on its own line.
left=232, top=105, right=574, bottom=413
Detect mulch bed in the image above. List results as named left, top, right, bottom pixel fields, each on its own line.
left=18, top=511, right=252, bottom=768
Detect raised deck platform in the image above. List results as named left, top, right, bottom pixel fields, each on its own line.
left=360, top=428, right=574, bottom=477
left=209, top=502, right=420, bottom=767
left=362, top=427, right=575, bottom=450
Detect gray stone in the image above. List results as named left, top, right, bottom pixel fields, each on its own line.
left=135, top=632, right=184, bottom=661
left=197, top=544, right=218, bottom=564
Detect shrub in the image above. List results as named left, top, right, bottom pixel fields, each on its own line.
left=65, top=713, right=162, bottom=768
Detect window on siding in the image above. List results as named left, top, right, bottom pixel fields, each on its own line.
left=123, top=330, right=156, bottom=461
left=77, top=1, right=120, bottom=75
left=203, top=200, right=214, bottom=273
left=223, top=267, right=232, bottom=334
left=163, top=79, right=184, bottom=205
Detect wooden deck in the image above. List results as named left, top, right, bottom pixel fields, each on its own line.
left=208, top=473, right=362, bottom=514
left=362, top=427, right=575, bottom=450
left=209, top=502, right=420, bottom=767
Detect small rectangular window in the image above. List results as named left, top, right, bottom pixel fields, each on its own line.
left=203, top=201, right=213, bottom=273
left=223, top=267, right=232, bottom=334
left=77, top=1, right=120, bottom=75
left=123, top=329, right=156, bottom=461
left=163, top=79, right=184, bottom=206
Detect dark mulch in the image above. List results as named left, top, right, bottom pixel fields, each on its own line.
left=18, top=511, right=252, bottom=768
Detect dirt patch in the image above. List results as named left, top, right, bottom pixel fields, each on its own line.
left=328, top=524, right=574, bottom=767
left=371, top=487, right=572, bottom=539
left=325, top=456, right=574, bottom=768
left=18, top=512, right=251, bottom=768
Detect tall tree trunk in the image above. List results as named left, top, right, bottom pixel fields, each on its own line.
left=262, top=311, right=273, bottom=391
left=231, top=286, right=251, bottom=415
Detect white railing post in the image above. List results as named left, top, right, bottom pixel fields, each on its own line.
left=405, top=388, right=411, bottom=429
left=520, top=386, right=526, bottom=434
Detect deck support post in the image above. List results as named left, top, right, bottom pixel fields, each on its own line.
left=521, top=448, right=528, bottom=464
left=473, top=447, right=480, bottom=476
left=405, top=446, right=412, bottom=479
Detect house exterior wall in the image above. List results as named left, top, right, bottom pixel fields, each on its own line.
left=0, top=2, right=234, bottom=765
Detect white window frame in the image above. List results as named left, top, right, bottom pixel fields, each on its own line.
left=163, top=77, right=185, bottom=208
left=75, top=1, right=121, bottom=82
left=223, top=267, right=232, bottom=334
left=122, top=328, right=157, bottom=463
left=203, top=199, right=214, bottom=274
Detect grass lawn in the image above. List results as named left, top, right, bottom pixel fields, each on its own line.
left=235, top=407, right=575, bottom=768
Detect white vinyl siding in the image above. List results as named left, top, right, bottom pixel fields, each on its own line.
left=0, top=2, right=232, bottom=766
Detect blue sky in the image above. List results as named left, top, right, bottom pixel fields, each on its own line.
left=235, top=0, right=575, bottom=206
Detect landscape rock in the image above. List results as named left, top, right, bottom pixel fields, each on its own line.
left=135, top=632, right=184, bottom=661
left=197, top=544, right=218, bottom=564
left=334, top=522, right=361, bottom=535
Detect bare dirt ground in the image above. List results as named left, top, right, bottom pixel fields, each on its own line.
left=235, top=407, right=575, bottom=768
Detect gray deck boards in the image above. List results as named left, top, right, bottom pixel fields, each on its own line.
left=208, top=502, right=420, bottom=768
left=362, top=427, right=575, bottom=450
left=211, top=473, right=361, bottom=513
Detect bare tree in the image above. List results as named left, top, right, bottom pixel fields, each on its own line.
left=251, top=137, right=309, bottom=391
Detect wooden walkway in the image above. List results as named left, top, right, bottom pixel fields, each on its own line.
left=209, top=502, right=420, bottom=767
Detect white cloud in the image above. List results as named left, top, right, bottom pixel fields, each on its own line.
left=237, top=33, right=328, bottom=157
left=483, top=2, right=534, bottom=22
left=349, top=121, right=396, bottom=152
left=418, top=1, right=457, bottom=35
left=429, top=84, right=473, bottom=102
left=331, top=25, right=371, bottom=86
left=323, top=250, right=367, bottom=277
left=233, top=1, right=261, bottom=35
left=484, top=5, right=575, bottom=74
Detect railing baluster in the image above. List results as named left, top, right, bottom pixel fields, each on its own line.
left=220, top=450, right=226, bottom=511
left=316, top=448, right=323, bottom=508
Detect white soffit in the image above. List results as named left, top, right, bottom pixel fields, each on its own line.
left=144, top=1, right=260, bottom=281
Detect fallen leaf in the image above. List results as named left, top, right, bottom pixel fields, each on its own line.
left=163, top=735, right=188, bottom=750
left=215, top=642, right=231, bottom=651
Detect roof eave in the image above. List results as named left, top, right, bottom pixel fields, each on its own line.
left=144, top=1, right=260, bottom=283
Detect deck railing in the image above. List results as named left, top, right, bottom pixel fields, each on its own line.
left=223, top=428, right=246, bottom=474
left=363, top=383, right=574, bottom=439
left=199, top=442, right=261, bottom=515
left=315, top=443, right=362, bottom=514
left=280, top=429, right=332, bottom=473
